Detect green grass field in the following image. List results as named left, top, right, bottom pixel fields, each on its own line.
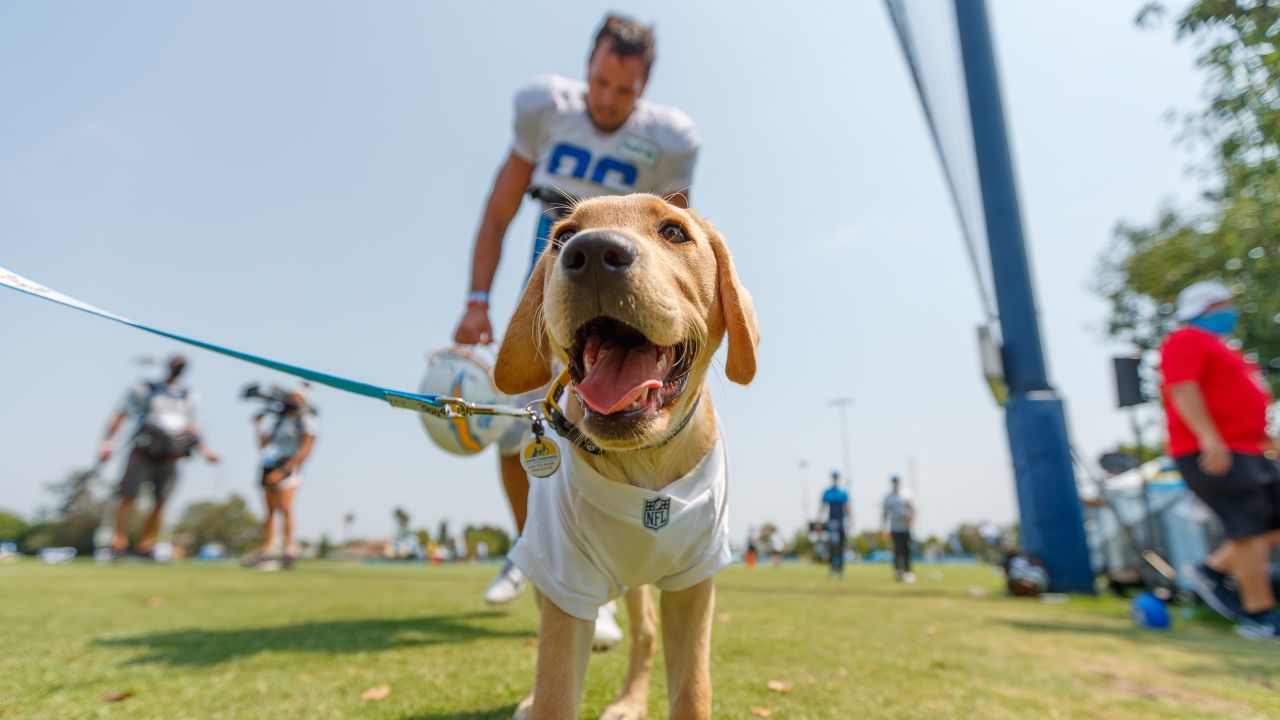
left=1, top=560, right=1276, bottom=719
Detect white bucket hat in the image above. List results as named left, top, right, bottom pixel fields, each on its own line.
left=1175, top=280, right=1233, bottom=321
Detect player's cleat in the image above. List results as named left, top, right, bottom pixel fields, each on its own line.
left=1235, top=610, right=1280, bottom=641
left=484, top=559, right=529, bottom=607
left=902, top=571, right=917, bottom=584
left=1183, top=562, right=1244, bottom=622
left=241, top=553, right=268, bottom=568
left=592, top=601, right=623, bottom=652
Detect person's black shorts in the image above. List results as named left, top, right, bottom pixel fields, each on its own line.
left=1175, top=452, right=1280, bottom=540
left=260, top=464, right=294, bottom=488
left=118, top=447, right=179, bottom=504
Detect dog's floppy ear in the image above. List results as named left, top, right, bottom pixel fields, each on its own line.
left=495, top=255, right=554, bottom=394
left=695, top=213, right=759, bottom=385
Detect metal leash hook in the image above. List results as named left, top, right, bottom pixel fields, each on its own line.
left=471, top=401, right=542, bottom=422
left=383, top=390, right=536, bottom=420
left=519, top=400, right=561, bottom=478
left=526, top=401, right=550, bottom=439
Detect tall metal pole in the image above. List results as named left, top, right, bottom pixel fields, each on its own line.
left=829, top=397, right=854, bottom=486
left=799, top=460, right=811, bottom=521
left=954, top=0, right=1094, bottom=593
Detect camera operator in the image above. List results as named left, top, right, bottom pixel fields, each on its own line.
left=98, top=354, right=220, bottom=559
left=244, top=386, right=316, bottom=569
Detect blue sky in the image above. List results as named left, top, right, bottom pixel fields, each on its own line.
left=1, top=1, right=1203, bottom=543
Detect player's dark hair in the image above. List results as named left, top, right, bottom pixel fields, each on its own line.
left=590, top=14, right=656, bottom=80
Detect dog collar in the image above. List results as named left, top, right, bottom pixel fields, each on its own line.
left=540, top=370, right=702, bottom=457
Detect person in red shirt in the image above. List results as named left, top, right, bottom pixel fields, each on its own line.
left=1161, top=280, right=1280, bottom=640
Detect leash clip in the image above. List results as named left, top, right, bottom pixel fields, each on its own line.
left=444, top=397, right=542, bottom=422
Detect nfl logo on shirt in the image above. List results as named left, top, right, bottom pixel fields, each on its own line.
left=643, top=497, right=671, bottom=531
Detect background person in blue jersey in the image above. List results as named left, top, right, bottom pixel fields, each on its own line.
left=882, top=475, right=916, bottom=583
left=97, top=355, right=221, bottom=559
left=449, top=14, right=700, bottom=648
left=821, top=471, right=850, bottom=578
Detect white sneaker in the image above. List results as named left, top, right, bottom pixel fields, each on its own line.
left=483, top=559, right=528, bottom=607
left=592, top=601, right=623, bottom=652
left=903, top=572, right=917, bottom=584
left=1234, top=610, right=1280, bottom=641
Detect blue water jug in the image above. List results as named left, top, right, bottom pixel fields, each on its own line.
left=1132, top=592, right=1171, bottom=630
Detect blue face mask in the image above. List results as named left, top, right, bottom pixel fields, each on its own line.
left=1189, top=307, right=1238, bottom=336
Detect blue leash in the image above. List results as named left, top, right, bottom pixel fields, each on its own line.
left=0, top=264, right=524, bottom=420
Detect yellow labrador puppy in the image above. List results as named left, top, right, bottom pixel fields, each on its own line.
left=495, top=193, right=758, bottom=720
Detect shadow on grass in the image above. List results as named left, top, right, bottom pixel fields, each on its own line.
left=400, top=707, right=518, bottom=720
left=96, top=611, right=533, bottom=666
left=997, top=619, right=1280, bottom=680
left=718, top=582, right=952, bottom=601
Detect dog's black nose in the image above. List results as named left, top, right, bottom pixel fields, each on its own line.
left=560, top=230, right=637, bottom=276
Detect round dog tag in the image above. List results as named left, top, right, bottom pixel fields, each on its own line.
left=521, top=437, right=561, bottom=478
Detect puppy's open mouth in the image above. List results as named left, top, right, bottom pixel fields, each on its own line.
left=566, top=317, right=693, bottom=418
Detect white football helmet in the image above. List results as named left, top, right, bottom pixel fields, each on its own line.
left=418, top=347, right=516, bottom=455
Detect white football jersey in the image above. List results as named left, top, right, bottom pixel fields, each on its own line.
left=122, top=381, right=197, bottom=436
left=508, top=418, right=731, bottom=621
left=512, top=74, right=700, bottom=202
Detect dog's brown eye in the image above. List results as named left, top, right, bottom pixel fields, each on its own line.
left=553, top=227, right=577, bottom=248
left=658, top=222, right=688, bottom=244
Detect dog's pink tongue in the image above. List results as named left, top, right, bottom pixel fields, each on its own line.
left=575, top=341, right=663, bottom=415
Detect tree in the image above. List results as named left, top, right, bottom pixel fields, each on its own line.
left=463, top=524, right=512, bottom=557
left=1099, top=199, right=1280, bottom=390
left=436, top=520, right=452, bottom=551
left=0, top=509, right=29, bottom=542
left=173, top=494, right=260, bottom=556
left=853, top=530, right=890, bottom=556
left=951, top=524, right=987, bottom=556
left=21, top=467, right=112, bottom=554
left=393, top=506, right=411, bottom=538
left=790, top=527, right=816, bottom=561
left=342, top=512, right=355, bottom=543
left=921, top=534, right=944, bottom=559
left=1100, top=2, right=1280, bottom=392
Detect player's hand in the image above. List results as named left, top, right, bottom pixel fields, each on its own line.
left=98, top=441, right=114, bottom=463
left=264, top=468, right=286, bottom=486
left=202, top=448, right=222, bottom=465
left=1198, top=434, right=1232, bottom=476
left=454, top=305, right=493, bottom=345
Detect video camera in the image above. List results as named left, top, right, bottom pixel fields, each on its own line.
left=240, top=382, right=319, bottom=418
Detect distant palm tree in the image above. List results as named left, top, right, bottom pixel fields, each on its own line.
left=393, top=507, right=410, bottom=538
left=343, top=512, right=355, bottom=543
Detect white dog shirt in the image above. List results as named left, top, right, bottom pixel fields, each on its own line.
left=509, top=421, right=732, bottom=621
